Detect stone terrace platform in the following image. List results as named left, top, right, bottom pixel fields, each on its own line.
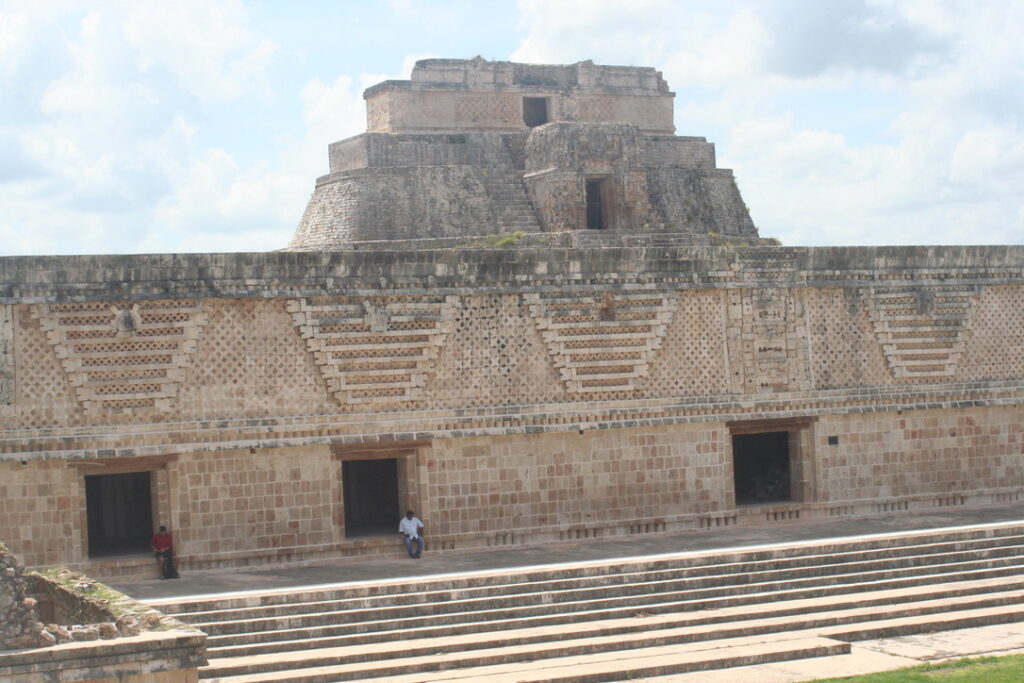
left=110, top=503, right=1024, bottom=601
left=105, top=504, right=1024, bottom=682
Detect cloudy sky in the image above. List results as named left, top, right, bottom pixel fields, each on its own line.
left=0, top=0, right=1021, bottom=255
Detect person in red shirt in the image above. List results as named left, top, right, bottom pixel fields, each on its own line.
left=150, top=526, right=178, bottom=579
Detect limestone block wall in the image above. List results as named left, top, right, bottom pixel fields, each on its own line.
left=173, top=447, right=340, bottom=562
left=291, top=165, right=541, bottom=248
left=644, top=168, right=754, bottom=235
left=643, top=136, right=717, bottom=167
left=328, top=133, right=513, bottom=173
left=0, top=461, right=82, bottom=567
left=814, top=406, right=1024, bottom=504
left=571, top=93, right=674, bottom=133
left=364, top=58, right=675, bottom=134
left=424, top=423, right=731, bottom=544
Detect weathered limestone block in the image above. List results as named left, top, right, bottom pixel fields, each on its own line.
left=0, top=543, right=47, bottom=650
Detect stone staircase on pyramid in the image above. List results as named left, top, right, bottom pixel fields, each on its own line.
left=149, top=522, right=1024, bottom=682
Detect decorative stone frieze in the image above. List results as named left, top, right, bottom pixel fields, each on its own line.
left=288, top=296, right=460, bottom=405
left=32, top=300, right=208, bottom=414
left=725, top=287, right=810, bottom=394
left=525, top=290, right=677, bottom=393
left=867, top=285, right=981, bottom=379
left=0, top=305, right=13, bottom=418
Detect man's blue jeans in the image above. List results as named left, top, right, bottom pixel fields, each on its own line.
left=403, top=535, right=422, bottom=557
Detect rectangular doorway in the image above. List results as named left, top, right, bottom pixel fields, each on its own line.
left=585, top=179, right=605, bottom=229
left=523, top=97, right=548, bottom=127
left=343, top=458, right=400, bottom=537
left=85, top=471, right=154, bottom=557
left=732, top=431, right=792, bottom=504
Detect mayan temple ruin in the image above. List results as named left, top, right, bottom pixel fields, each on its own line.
left=1, top=57, right=1022, bottom=591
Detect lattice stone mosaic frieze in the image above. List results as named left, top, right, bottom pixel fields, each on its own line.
left=524, top=290, right=678, bottom=393
left=455, top=94, right=519, bottom=127
left=866, top=285, right=981, bottom=379
left=288, top=296, right=460, bottom=405
left=1, top=305, right=14, bottom=418
left=32, top=300, right=208, bottom=414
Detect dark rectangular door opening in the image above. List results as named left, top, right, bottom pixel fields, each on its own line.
left=523, top=97, right=548, bottom=127
left=585, top=179, right=605, bottom=229
left=343, top=458, right=400, bottom=537
left=732, top=431, right=792, bottom=504
left=85, top=471, right=154, bottom=557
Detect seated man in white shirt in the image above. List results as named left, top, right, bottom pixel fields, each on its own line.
left=398, top=509, right=424, bottom=558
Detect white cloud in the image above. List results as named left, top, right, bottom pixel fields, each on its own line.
left=0, top=10, right=30, bottom=78
left=756, top=0, right=950, bottom=78
left=0, top=0, right=286, bottom=255
left=121, top=1, right=276, bottom=102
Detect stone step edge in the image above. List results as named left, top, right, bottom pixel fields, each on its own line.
left=357, top=637, right=846, bottom=683
left=822, top=603, right=1024, bottom=642
left=185, top=558, right=1024, bottom=633
left=203, top=578, right=1024, bottom=658
left=202, top=570, right=1024, bottom=647
left=173, top=541, right=1024, bottom=623
left=165, top=535, right=1024, bottom=618
left=198, top=591, right=1024, bottom=678
left=153, top=524, right=1024, bottom=613
left=201, top=635, right=849, bottom=683
left=209, top=601, right=1024, bottom=683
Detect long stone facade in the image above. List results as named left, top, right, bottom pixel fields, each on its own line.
left=0, top=247, right=1022, bottom=576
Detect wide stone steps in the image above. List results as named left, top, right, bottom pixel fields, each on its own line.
left=188, top=553, right=1024, bottom=639
left=152, top=523, right=1024, bottom=682
left=159, top=528, right=1024, bottom=617
left=206, top=580, right=1024, bottom=660
left=201, top=600, right=1024, bottom=682
left=179, top=540, right=1024, bottom=635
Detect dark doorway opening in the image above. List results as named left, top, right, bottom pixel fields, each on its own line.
left=343, top=458, right=400, bottom=537
left=523, top=97, right=548, bottom=127
left=85, top=471, right=154, bottom=557
left=732, top=431, right=792, bottom=504
left=585, top=179, right=605, bottom=229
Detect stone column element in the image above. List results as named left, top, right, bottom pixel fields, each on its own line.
left=0, top=305, right=13, bottom=419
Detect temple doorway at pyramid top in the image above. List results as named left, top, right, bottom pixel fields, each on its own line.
left=362, top=57, right=677, bottom=135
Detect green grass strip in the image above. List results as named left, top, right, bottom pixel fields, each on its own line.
left=815, top=653, right=1024, bottom=682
